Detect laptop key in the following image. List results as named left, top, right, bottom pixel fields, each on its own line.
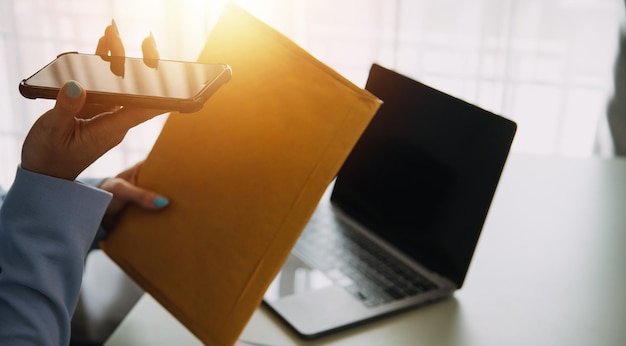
left=384, top=286, right=406, bottom=300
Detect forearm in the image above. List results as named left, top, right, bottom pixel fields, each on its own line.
left=0, top=167, right=111, bottom=345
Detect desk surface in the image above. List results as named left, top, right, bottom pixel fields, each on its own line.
left=105, top=154, right=626, bottom=346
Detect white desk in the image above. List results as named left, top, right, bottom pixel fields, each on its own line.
left=105, top=154, right=626, bottom=346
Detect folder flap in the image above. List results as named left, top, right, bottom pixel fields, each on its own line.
left=101, top=4, right=381, bottom=345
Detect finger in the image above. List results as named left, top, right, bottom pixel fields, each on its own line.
left=109, top=55, right=125, bottom=78
left=104, top=19, right=126, bottom=57
left=95, top=20, right=126, bottom=77
left=103, top=177, right=169, bottom=210
left=91, top=106, right=166, bottom=137
left=96, top=20, right=126, bottom=57
left=84, top=107, right=166, bottom=150
left=142, top=31, right=160, bottom=60
left=52, top=80, right=87, bottom=122
left=95, top=36, right=109, bottom=56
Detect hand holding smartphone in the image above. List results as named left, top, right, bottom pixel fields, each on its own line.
left=20, top=52, right=232, bottom=113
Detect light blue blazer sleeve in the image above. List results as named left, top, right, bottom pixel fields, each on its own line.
left=0, top=167, right=112, bottom=345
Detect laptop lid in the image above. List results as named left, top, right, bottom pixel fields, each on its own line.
left=331, top=63, right=517, bottom=288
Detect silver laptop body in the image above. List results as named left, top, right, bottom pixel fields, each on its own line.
left=263, top=63, right=517, bottom=338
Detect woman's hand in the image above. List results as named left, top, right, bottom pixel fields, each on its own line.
left=21, top=81, right=164, bottom=181
left=99, top=161, right=168, bottom=230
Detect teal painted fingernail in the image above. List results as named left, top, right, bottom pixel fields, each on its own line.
left=153, top=196, right=169, bottom=208
left=65, top=81, right=82, bottom=99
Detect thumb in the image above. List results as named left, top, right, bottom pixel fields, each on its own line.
left=20, top=80, right=89, bottom=180
left=54, top=80, right=86, bottom=115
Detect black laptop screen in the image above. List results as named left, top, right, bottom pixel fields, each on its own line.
left=330, top=64, right=516, bottom=287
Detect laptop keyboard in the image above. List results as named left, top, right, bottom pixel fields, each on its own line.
left=294, top=211, right=438, bottom=308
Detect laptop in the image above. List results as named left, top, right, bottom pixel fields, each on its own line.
left=263, top=63, right=517, bottom=338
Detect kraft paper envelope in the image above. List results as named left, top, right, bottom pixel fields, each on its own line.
left=101, top=4, right=381, bottom=345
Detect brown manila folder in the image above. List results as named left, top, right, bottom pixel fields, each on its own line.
left=100, top=4, right=381, bottom=346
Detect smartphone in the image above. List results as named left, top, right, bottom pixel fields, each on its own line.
left=20, top=52, right=232, bottom=113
